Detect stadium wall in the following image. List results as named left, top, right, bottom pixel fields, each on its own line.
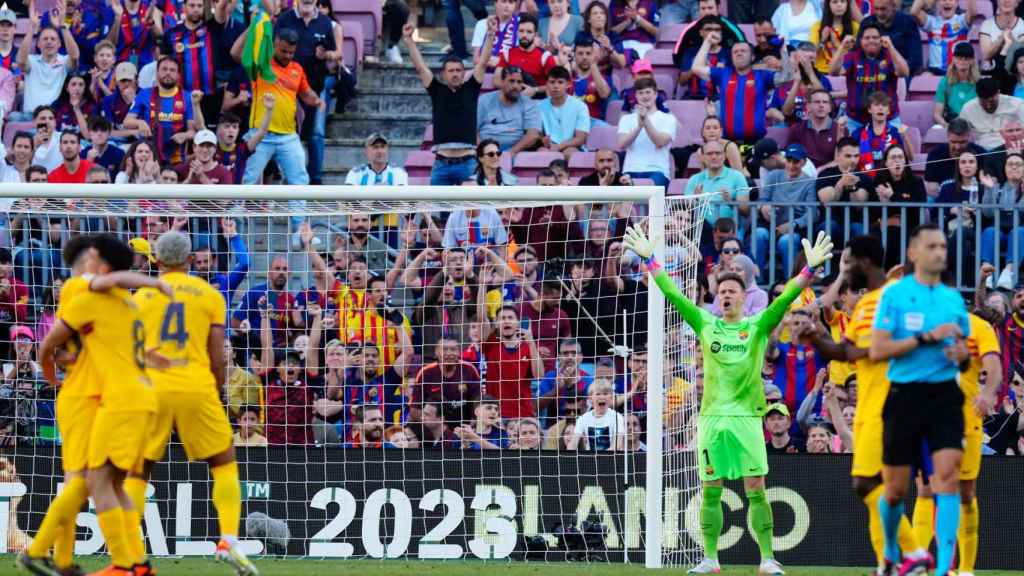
left=3, top=448, right=1021, bottom=570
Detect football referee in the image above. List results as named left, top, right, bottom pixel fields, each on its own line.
left=869, top=224, right=971, bottom=576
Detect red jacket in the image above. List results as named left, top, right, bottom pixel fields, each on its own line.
left=0, top=276, right=28, bottom=324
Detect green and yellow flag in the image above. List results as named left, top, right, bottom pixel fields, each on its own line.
left=242, top=11, right=276, bottom=83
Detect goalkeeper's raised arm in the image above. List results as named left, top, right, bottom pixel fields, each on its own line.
left=623, top=226, right=833, bottom=331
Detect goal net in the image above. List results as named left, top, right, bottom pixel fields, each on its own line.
left=0, top=184, right=710, bottom=567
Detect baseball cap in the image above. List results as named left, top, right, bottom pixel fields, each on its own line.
left=766, top=402, right=790, bottom=417
left=0, top=4, right=16, bottom=24
left=128, top=237, right=156, bottom=264
left=631, top=58, right=654, bottom=76
left=10, top=324, right=34, bottom=342
left=783, top=143, right=808, bottom=161
left=953, top=42, right=974, bottom=59
left=751, top=138, right=780, bottom=163
left=114, top=61, right=138, bottom=82
left=365, top=133, right=388, bottom=146
left=194, top=129, right=217, bottom=146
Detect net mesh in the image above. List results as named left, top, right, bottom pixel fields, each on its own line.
left=0, top=187, right=710, bottom=564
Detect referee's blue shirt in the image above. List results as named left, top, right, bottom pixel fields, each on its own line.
left=872, top=275, right=970, bottom=384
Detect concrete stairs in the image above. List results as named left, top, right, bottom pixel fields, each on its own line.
left=323, top=43, right=449, bottom=183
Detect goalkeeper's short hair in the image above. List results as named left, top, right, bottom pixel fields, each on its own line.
left=716, top=272, right=746, bottom=291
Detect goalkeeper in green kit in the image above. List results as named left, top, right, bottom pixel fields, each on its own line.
left=624, top=226, right=834, bottom=576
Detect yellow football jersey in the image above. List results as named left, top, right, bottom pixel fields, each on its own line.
left=963, top=313, right=1001, bottom=425
left=61, top=287, right=155, bottom=412
left=55, top=274, right=102, bottom=398
left=133, top=271, right=227, bottom=391
left=844, top=285, right=890, bottom=425
left=828, top=310, right=854, bottom=387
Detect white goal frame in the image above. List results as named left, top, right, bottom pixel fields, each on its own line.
left=0, top=183, right=672, bottom=568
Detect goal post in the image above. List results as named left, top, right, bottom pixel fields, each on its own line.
left=0, top=183, right=710, bottom=567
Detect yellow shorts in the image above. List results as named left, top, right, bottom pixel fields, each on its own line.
left=88, top=409, right=153, bottom=473
left=852, top=419, right=884, bottom=478
left=960, top=419, right=983, bottom=481
left=56, top=394, right=99, bottom=473
left=143, top=388, right=233, bottom=462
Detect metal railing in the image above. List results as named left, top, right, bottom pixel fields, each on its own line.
left=712, top=200, right=1024, bottom=290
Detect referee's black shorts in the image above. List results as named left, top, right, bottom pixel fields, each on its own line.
left=882, top=380, right=965, bottom=467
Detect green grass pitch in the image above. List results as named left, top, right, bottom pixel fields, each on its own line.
left=0, top=557, right=1021, bottom=576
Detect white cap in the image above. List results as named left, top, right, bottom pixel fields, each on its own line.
left=193, top=129, right=217, bottom=146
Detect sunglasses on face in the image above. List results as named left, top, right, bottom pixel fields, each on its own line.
left=482, top=151, right=500, bottom=158
left=721, top=248, right=740, bottom=254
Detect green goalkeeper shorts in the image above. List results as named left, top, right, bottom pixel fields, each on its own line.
left=697, top=415, right=769, bottom=482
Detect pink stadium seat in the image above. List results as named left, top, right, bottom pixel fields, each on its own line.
left=766, top=126, right=790, bottom=147
left=404, top=151, right=436, bottom=179
left=738, top=24, right=754, bottom=41
left=655, top=73, right=676, bottom=99
left=658, top=23, right=685, bottom=50
left=899, top=100, right=937, bottom=137
left=647, top=48, right=677, bottom=81
left=333, top=0, right=381, bottom=57
left=587, top=124, right=622, bottom=150
left=3, top=121, right=33, bottom=149
left=667, top=178, right=688, bottom=196
left=827, top=75, right=846, bottom=100
left=667, top=100, right=707, bottom=146
left=408, top=177, right=431, bottom=186
left=513, top=151, right=564, bottom=178
left=341, top=21, right=364, bottom=70
left=462, top=71, right=496, bottom=91
left=606, top=100, right=625, bottom=125
left=421, top=125, right=434, bottom=150
left=569, top=151, right=596, bottom=177
left=517, top=176, right=538, bottom=185
left=909, top=74, right=942, bottom=101
left=905, top=126, right=922, bottom=157
left=631, top=178, right=657, bottom=187
left=501, top=152, right=513, bottom=174
left=612, top=67, right=633, bottom=92
left=963, top=0, right=991, bottom=21
left=923, top=125, right=947, bottom=151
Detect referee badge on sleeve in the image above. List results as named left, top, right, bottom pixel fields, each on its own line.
left=904, top=312, right=924, bottom=332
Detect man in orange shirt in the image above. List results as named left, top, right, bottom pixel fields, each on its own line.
left=47, top=132, right=93, bottom=183
left=234, top=28, right=323, bottom=186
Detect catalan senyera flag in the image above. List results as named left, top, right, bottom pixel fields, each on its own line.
left=242, top=11, right=276, bottom=83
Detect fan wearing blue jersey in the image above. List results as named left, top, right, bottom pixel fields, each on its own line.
left=692, top=34, right=774, bottom=143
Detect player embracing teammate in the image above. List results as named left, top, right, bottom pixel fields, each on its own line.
left=19, top=232, right=256, bottom=576
left=625, top=225, right=834, bottom=575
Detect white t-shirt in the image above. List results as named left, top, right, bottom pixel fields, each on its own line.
left=32, top=131, right=62, bottom=172
left=771, top=1, right=821, bottom=44
left=980, top=17, right=1024, bottom=70
left=573, top=409, right=626, bottom=451
left=618, top=109, right=677, bottom=177
left=23, top=54, right=69, bottom=114
left=472, top=16, right=518, bottom=56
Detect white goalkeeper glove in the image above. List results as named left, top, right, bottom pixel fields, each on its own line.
left=801, top=231, right=834, bottom=270
left=623, top=225, right=654, bottom=260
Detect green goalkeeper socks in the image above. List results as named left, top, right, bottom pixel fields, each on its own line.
left=747, top=488, right=775, bottom=561
left=700, top=485, right=724, bottom=560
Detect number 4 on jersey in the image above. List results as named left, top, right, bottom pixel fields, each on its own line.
left=160, top=302, right=190, bottom=348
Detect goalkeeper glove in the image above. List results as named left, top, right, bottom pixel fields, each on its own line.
left=623, top=225, right=654, bottom=260
left=801, top=231, right=834, bottom=270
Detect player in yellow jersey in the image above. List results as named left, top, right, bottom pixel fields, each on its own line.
left=124, top=232, right=257, bottom=576
left=36, top=235, right=162, bottom=576
left=20, top=235, right=170, bottom=576
left=808, top=237, right=929, bottom=576
left=909, top=311, right=1000, bottom=576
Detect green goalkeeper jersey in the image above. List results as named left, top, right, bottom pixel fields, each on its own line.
left=654, top=270, right=804, bottom=417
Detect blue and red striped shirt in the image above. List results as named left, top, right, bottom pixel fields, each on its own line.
left=117, top=2, right=158, bottom=67
left=681, top=46, right=729, bottom=99
left=843, top=49, right=899, bottom=124
left=0, top=49, right=19, bottom=77
left=166, top=22, right=217, bottom=93
left=710, top=67, right=774, bottom=142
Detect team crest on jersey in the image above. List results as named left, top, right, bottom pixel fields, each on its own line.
left=367, top=387, right=378, bottom=398
left=705, top=465, right=714, bottom=475
left=738, top=330, right=749, bottom=340
left=175, top=42, right=185, bottom=53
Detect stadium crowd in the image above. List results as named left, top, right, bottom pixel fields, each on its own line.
left=0, top=0, right=1018, bottom=458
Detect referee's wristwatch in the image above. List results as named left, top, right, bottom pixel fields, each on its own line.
left=915, top=332, right=931, bottom=346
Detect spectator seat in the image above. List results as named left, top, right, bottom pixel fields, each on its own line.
left=341, top=20, right=364, bottom=70
left=909, top=74, right=942, bottom=101
left=404, top=151, right=436, bottom=179
left=513, top=151, right=564, bottom=178
left=568, top=151, right=596, bottom=177
left=606, top=100, right=625, bottom=125
left=333, top=0, right=381, bottom=57
left=899, top=100, right=937, bottom=138
left=3, top=121, right=33, bottom=149
left=421, top=125, right=434, bottom=150
left=658, top=23, right=685, bottom=50
left=668, top=178, right=688, bottom=196
left=586, top=123, right=622, bottom=150
left=667, top=100, right=708, bottom=146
